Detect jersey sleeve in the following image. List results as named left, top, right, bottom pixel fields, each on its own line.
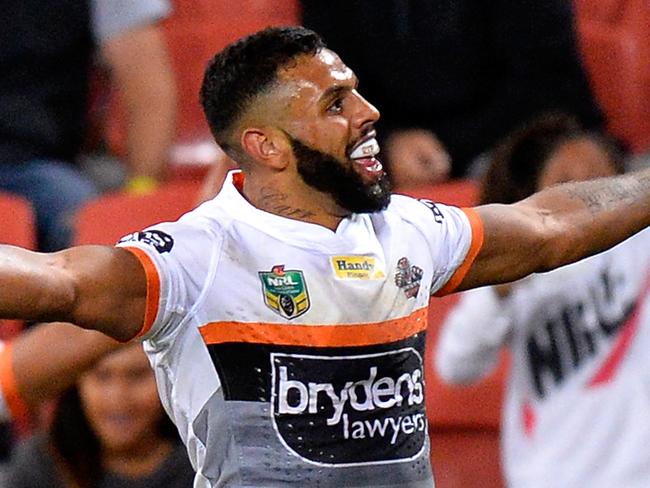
left=430, top=205, right=484, bottom=296
left=116, top=219, right=219, bottom=344
left=388, top=196, right=484, bottom=296
left=0, top=341, right=28, bottom=422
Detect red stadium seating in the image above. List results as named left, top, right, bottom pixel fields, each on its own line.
left=0, top=192, right=36, bottom=249
left=399, top=179, right=480, bottom=208
left=0, top=192, right=36, bottom=340
left=74, top=180, right=201, bottom=245
left=574, top=0, right=650, bottom=152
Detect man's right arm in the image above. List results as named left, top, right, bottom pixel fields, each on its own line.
left=0, top=245, right=147, bottom=341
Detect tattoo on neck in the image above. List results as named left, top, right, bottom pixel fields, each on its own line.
left=565, top=172, right=650, bottom=214
left=259, top=186, right=316, bottom=219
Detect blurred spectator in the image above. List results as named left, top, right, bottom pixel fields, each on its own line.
left=4, top=342, right=194, bottom=488
left=435, top=113, right=650, bottom=487
left=0, top=323, right=120, bottom=464
left=0, top=0, right=176, bottom=251
left=301, top=0, right=604, bottom=187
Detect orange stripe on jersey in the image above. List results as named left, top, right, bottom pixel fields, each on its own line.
left=200, top=307, right=428, bottom=347
left=434, top=207, right=485, bottom=297
left=0, top=342, right=29, bottom=419
left=122, top=247, right=161, bottom=340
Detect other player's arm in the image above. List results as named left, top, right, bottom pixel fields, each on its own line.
left=0, top=245, right=147, bottom=342
left=435, top=288, right=512, bottom=384
left=0, top=323, right=119, bottom=419
left=457, top=168, right=650, bottom=290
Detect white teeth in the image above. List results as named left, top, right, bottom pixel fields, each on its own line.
left=350, top=138, right=379, bottom=159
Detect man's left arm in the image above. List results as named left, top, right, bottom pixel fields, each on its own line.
left=458, top=169, right=650, bottom=291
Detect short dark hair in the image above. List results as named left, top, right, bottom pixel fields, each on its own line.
left=200, top=26, right=326, bottom=149
left=481, top=112, right=623, bottom=205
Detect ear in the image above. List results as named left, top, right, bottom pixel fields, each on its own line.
left=241, top=128, right=291, bottom=170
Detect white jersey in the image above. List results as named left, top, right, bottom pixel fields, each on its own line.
left=116, top=172, right=482, bottom=487
left=436, top=229, right=650, bottom=488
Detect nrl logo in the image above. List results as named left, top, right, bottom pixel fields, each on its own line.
left=394, top=257, right=423, bottom=299
left=259, top=265, right=310, bottom=319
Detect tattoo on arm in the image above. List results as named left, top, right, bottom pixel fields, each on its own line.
left=259, top=187, right=316, bottom=219
left=564, top=172, right=650, bottom=214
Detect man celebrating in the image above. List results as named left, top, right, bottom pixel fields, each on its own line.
left=0, top=27, right=649, bottom=487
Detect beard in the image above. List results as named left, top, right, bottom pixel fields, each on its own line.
left=288, top=135, right=392, bottom=214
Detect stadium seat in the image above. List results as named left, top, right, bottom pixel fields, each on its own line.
left=430, top=427, right=506, bottom=488
left=0, top=192, right=36, bottom=340
left=399, top=179, right=480, bottom=208
left=74, top=180, right=201, bottom=245
left=0, top=192, right=36, bottom=249
left=574, top=0, right=625, bottom=23
left=574, top=0, right=650, bottom=152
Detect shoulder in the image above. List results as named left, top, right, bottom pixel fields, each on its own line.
left=382, top=194, right=451, bottom=225
left=382, top=194, right=475, bottom=239
left=117, top=207, right=224, bottom=255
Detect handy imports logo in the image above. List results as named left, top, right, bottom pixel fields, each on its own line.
left=331, top=256, right=386, bottom=280
left=259, top=265, right=310, bottom=319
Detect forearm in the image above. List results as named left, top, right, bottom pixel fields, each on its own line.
left=525, top=168, right=650, bottom=270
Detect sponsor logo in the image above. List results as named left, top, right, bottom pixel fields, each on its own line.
left=259, top=265, right=310, bottom=319
left=117, top=229, right=174, bottom=253
left=418, top=199, right=445, bottom=223
left=331, top=256, right=386, bottom=280
left=271, top=349, right=426, bottom=466
left=395, top=257, right=423, bottom=299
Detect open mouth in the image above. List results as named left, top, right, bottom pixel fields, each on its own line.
left=348, top=135, right=383, bottom=179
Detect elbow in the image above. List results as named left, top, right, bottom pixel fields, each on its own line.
left=527, top=213, right=580, bottom=273
left=538, top=231, right=590, bottom=274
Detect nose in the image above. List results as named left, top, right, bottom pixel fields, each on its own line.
left=351, top=90, right=380, bottom=129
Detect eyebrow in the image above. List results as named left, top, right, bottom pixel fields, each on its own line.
left=320, top=75, right=359, bottom=104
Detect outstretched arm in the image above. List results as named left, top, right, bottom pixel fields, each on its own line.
left=0, top=323, right=119, bottom=420
left=459, top=169, right=650, bottom=291
left=0, top=245, right=147, bottom=341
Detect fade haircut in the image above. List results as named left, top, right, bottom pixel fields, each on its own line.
left=481, top=112, right=623, bottom=205
left=200, top=26, right=326, bottom=153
